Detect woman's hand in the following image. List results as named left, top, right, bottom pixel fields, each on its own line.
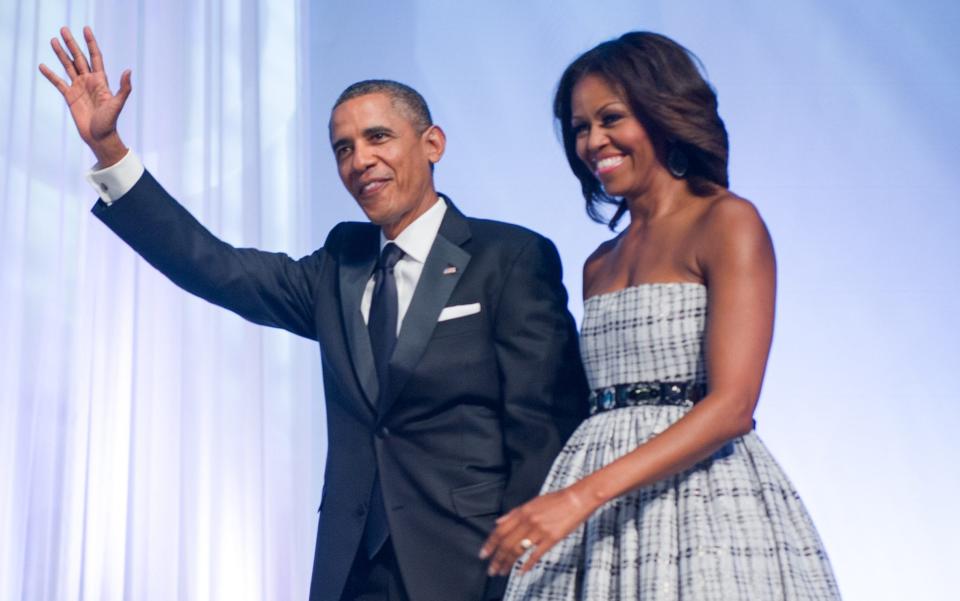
left=39, top=26, right=131, bottom=167
left=479, top=485, right=596, bottom=576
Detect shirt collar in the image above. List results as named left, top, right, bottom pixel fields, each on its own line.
left=381, top=196, right=448, bottom=264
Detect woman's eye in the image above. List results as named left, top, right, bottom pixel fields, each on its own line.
left=571, top=123, right=588, bottom=136
left=602, top=114, right=622, bottom=126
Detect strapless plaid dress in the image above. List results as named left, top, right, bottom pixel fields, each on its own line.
left=503, top=283, right=840, bottom=601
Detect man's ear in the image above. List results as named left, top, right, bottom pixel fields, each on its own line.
left=422, top=125, right=446, bottom=165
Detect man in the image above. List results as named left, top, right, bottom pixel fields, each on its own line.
left=40, top=27, right=587, bottom=601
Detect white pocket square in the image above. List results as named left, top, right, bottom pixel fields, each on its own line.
left=438, top=302, right=481, bottom=322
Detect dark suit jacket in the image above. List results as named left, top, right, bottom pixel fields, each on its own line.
left=92, top=171, right=588, bottom=601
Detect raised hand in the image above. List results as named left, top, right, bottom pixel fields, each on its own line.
left=39, top=26, right=131, bottom=167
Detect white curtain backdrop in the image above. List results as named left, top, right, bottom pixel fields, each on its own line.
left=2, top=1, right=958, bottom=600
left=1, top=0, right=326, bottom=599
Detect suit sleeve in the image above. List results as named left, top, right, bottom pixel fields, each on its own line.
left=91, top=170, right=326, bottom=340
left=493, top=235, right=589, bottom=511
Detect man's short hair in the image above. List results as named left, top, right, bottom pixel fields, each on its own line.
left=333, top=79, right=433, bottom=134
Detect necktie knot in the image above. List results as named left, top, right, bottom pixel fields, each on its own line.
left=378, top=243, right=404, bottom=272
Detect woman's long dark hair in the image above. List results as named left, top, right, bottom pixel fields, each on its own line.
left=554, top=32, right=729, bottom=229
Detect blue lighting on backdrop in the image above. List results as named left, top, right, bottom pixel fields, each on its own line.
left=1, top=1, right=957, bottom=599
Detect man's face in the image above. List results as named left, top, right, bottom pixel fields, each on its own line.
left=329, top=93, right=444, bottom=237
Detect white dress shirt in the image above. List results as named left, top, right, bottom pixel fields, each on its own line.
left=360, top=199, right=446, bottom=334
left=87, top=149, right=144, bottom=204
left=86, top=151, right=448, bottom=336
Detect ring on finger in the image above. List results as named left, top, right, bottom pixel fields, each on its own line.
left=519, top=538, right=534, bottom=551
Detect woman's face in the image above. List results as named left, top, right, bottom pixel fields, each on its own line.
left=570, top=74, right=660, bottom=200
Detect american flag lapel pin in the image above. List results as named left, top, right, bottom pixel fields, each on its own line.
left=443, top=265, right=457, bottom=275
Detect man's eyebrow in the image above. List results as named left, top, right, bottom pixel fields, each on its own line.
left=331, top=125, right=395, bottom=150
left=363, top=125, right=394, bottom=138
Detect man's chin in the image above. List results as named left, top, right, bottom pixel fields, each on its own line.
left=355, top=197, right=391, bottom=223
left=362, top=210, right=391, bottom=227
left=359, top=209, right=402, bottom=233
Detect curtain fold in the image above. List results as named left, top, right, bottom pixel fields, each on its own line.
left=0, top=1, right=322, bottom=599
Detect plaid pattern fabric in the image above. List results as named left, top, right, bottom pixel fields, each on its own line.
left=580, top=283, right=708, bottom=390
left=504, top=284, right=841, bottom=600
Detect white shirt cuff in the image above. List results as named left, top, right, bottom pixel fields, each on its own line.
left=85, top=150, right=145, bottom=205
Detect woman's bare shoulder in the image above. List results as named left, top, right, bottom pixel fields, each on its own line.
left=583, top=234, right=622, bottom=288
left=695, top=191, right=769, bottom=246
left=693, top=191, right=774, bottom=275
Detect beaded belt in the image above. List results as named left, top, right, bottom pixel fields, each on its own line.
left=588, top=381, right=707, bottom=415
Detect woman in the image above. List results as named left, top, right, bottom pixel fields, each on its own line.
left=481, top=32, right=841, bottom=600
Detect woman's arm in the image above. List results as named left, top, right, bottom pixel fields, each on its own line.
left=480, top=195, right=776, bottom=575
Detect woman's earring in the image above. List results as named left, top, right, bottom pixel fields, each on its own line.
left=667, top=146, right=689, bottom=178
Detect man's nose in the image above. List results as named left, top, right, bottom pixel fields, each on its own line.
left=351, top=143, right=376, bottom=173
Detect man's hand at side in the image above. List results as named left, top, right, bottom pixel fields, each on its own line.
left=39, top=26, right=131, bottom=168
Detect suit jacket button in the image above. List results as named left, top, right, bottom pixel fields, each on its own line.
left=355, top=503, right=367, bottom=517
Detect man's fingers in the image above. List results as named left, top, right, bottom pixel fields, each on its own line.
left=116, top=70, right=133, bottom=105
left=50, top=38, right=78, bottom=81
left=38, top=64, right=70, bottom=96
left=117, top=69, right=133, bottom=102
left=83, top=26, right=105, bottom=72
left=60, top=27, right=90, bottom=74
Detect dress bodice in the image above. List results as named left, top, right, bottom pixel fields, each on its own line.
left=579, top=283, right=708, bottom=389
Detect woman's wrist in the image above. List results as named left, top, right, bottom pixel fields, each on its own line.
left=569, top=475, right=612, bottom=513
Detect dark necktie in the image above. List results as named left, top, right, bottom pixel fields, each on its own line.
left=368, top=242, right=405, bottom=392
left=363, top=242, right=404, bottom=558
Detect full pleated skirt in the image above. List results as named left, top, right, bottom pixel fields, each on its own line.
left=503, top=406, right=841, bottom=601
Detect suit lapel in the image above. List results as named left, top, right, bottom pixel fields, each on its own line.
left=379, top=201, right=472, bottom=419
left=338, top=226, right=380, bottom=412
